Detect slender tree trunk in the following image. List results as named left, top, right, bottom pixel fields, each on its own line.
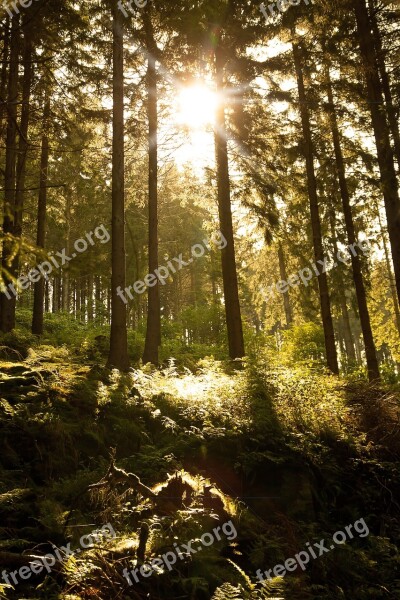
left=107, top=286, right=111, bottom=324
left=190, top=266, right=197, bottom=307
left=329, top=211, right=356, bottom=362
left=52, top=277, right=59, bottom=312
left=32, top=97, right=50, bottom=335
left=61, top=198, right=70, bottom=312
left=278, top=240, right=293, bottom=327
left=0, top=17, right=10, bottom=135
left=329, top=211, right=357, bottom=363
left=214, top=45, right=245, bottom=359
left=75, top=278, right=81, bottom=317
left=353, top=0, right=400, bottom=306
left=375, top=199, right=400, bottom=337
left=81, top=279, right=87, bottom=320
left=0, top=15, right=19, bottom=332
left=354, top=334, right=362, bottom=363
left=142, top=9, right=161, bottom=365
left=44, top=280, right=49, bottom=313
left=12, top=24, right=33, bottom=284
left=95, top=275, right=102, bottom=323
left=87, top=274, right=94, bottom=321
left=292, top=40, right=339, bottom=374
left=107, top=1, right=129, bottom=370
left=340, top=296, right=356, bottom=360
left=325, top=62, right=380, bottom=380
left=369, top=0, right=400, bottom=171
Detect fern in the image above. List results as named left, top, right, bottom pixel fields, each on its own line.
left=211, top=583, right=247, bottom=600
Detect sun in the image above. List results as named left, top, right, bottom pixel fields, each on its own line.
left=176, top=85, right=218, bottom=129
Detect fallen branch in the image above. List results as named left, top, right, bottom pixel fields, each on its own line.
left=88, top=457, right=157, bottom=501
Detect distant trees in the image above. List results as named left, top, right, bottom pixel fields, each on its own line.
left=0, top=0, right=399, bottom=374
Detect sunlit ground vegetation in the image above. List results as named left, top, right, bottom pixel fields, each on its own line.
left=0, top=316, right=399, bottom=599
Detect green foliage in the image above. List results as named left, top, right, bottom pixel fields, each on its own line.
left=0, top=345, right=399, bottom=599
left=280, top=323, right=327, bottom=368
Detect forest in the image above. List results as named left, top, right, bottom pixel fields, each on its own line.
left=0, top=0, right=399, bottom=598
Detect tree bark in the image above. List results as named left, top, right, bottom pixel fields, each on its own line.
left=0, top=15, right=19, bottom=332
left=5, top=22, right=33, bottom=325
left=329, top=210, right=357, bottom=364
left=32, top=97, right=50, bottom=335
left=44, top=279, right=49, bottom=313
left=107, top=1, right=129, bottom=371
left=52, top=277, right=59, bottom=313
left=375, top=198, right=400, bottom=338
left=87, top=274, right=94, bottom=321
left=61, top=196, right=71, bottom=312
left=325, top=64, right=379, bottom=380
left=353, top=0, right=400, bottom=306
left=292, top=40, right=339, bottom=374
left=214, top=45, right=245, bottom=359
left=75, top=277, right=81, bottom=317
left=0, top=16, right=10, bottom=135
left=13, top=24, right=33, bottom=275
left=95, top=275, right=102, bottom=323
left=142, top=8, right=161, bottom=365
left=369, top=0, right=400, bottom=171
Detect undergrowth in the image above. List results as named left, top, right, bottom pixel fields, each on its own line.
left=0, top=330, right=399, bottom=599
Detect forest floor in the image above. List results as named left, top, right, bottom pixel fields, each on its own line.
left=0, top=325, right=400, bottom=599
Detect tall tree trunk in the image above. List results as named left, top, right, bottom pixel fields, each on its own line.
left=325, top=61, right=380, bottom=381
left=62, top=195, right=71, bottom=312
left=75, top=278, right=81, bottom=317
left=353, top=0, right=400, bottom=306
left=375, top=199, right=400, bottom=338
left=292, top=40, right=339, bottom=374
left=107, top=1, right=129, bottom=370
left=329, top=210, right=357, bottom=364
left=44, top=280, right=49, bottom=313
left=0, top=16, right=10, bottom=135
left=52, top=277, right=59, bottom=313
left=369, top=0, right=400, bottom=171
left=95, top=275, right=102, bottom=323
left=277, top=240, right=293, bottom=327
left=32, top=97, right=50, bottom=335
left=339, top=296, right=356, bottom=362
left=12, top=23, right=33, bottom=289
left=0, top=15, right=19, bottom=332
left=214, top=45, right=245, bottom=360
left=142, top=9, right=161, bottom=365
left=87, top=274, right=94, bottom=321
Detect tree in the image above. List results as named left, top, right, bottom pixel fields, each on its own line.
left=32, top=95, right=50, bottom=335
left=214, top=41, right=245, bottom=360
left=0, top=14, right=19, bottom=332
left=107, top=0, right=129, bottom=371
left=324, top=58, right=380, bottom=381
left=142, top=4, right=161, bottom=365
left=292, top=37, right=339, bottom=375
left=353, top=0, right=400, bottom=306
